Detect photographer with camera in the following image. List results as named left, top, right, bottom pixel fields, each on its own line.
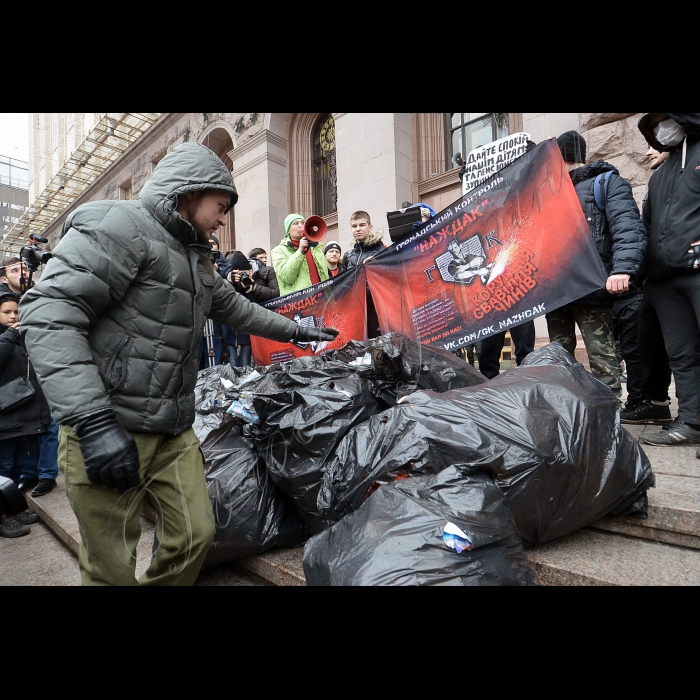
left=224, top=251, right=281, bottom=367
left=0, top=258, right=29, bottom=297
left=19, top=142, right=339, bottom=585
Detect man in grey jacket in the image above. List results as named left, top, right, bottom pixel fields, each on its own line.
left=19, top=142, right=337, bottom=586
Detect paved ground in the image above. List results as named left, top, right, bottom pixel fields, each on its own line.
left=1, top=502, right=263, bottom=586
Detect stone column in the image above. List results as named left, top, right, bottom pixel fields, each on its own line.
left=334, top=113, right=413, bottom=252
left=228, top=129, right=288, bottom=257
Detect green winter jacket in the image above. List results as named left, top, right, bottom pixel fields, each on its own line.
left=271, top=235, right=329, bottom=296
left=19, top=142, right=298, bottom=435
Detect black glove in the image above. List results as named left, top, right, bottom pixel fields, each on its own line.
left=74, top=410, right=141, bottom=495
left=293, top=326, right=340, bottom=343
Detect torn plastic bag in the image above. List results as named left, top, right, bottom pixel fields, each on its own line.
left=248, top=357, right=382, bottom=533
left=193, top=363, right=260, bottom=444
left=304, top=467, right=533, bottom=586
left=324, top=332, right=486, bottom=408
left=318, top=342, right=654, bottom=547
left=202, top=422, right=308, bottom=566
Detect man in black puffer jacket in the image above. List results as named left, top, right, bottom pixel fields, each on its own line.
left=545, top=131, right=647, bottom=398
left=635, top=113, right=700, bottom=452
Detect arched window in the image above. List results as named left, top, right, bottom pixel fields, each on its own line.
left=313, top=114, right=337, bottom=217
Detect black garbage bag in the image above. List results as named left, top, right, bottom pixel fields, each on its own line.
left=324, top=332, right=486, bottom=408
left=202, top=422, right=308, bottom=566
left=193, top=363, right=261, bottom=445
left=318, top=342, right=654, bottom=547
left=304, top=468, right=533, bottom=586
left=248, top=357, right=382, bottom=533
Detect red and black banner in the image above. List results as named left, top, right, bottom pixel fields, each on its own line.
left=251, top=138, right=607, bottom=364
left=365, top=139, right=607, bottom=351
left=250, top=266, right=368, bottom=366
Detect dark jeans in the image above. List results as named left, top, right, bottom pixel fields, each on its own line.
left=637, top=292, right=672, bottom=403
left=644, top=274, right=700, bottom=424
left=0, top=435, right=42, bottom=485
left=21, top=417, right=59, bottom=480
left=228, top=343, right=252, bottom=368
left=478, top=321, right=536, bottom=379
left=612, top=294, right=645, bottom=404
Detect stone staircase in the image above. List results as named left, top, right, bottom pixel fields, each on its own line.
left=25, top=364, right=700, bottom=585
left=28, top=423, right=700, bottom=586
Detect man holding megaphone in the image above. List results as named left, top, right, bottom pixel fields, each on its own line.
left=271, top=213, right=329, bottom=296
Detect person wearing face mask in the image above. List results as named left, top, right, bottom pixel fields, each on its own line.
left=619, top=142, right=674, bottom=426
left=545, top=130, right=647, bottom=399
left=635, top=114, right=700, bottom=453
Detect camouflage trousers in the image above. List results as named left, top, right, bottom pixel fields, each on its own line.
left=545, top=304, right=622, bottom=395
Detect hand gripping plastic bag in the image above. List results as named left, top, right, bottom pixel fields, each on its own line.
left=318, top=342, right=654, bottom=547
left=304, top=467, right=533, bottom=586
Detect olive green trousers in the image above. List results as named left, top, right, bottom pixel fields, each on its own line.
left=59, top=425, right=215, bottom=586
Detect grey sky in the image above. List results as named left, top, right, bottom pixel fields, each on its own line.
left=0, top=113, right=29, bottom=162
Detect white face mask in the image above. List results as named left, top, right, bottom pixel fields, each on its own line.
left=654, top=118, right=686, bottom=147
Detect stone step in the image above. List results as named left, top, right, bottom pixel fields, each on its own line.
left=26, top=474, right=266, bottom=585
left=31, top=465, right=700, bottom=586
left=231, top=527, right=700, bottom=586
left=589, top=439, right=700, bottom=549
left=526, top=528, right=700, bottom=586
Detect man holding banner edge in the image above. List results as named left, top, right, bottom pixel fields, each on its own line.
left=544, top=130, right=647, bottom=398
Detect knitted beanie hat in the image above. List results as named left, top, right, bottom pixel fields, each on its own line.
left=228, top=251, right=252, bottom=271
left=284, top=213, right=305, bottom=234
left=556, top=131, right=587, bottom=163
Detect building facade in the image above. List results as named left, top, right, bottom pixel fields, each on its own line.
left=0, top=155, right=29, bottom=241
left=15, top=112, right=654, bottom=337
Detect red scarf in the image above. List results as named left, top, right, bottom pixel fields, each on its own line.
left=290, top=239, right=322, bottom=285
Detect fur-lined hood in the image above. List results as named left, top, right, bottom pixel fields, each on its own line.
left=360, top=229, right=384, bottom=247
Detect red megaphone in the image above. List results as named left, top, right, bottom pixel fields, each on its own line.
left=302, top=215, right=327, bottom=243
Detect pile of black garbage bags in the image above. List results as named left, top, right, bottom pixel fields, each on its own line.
left=193, top=333, right=654, bottom=586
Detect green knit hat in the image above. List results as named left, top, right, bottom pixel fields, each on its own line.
left=284, top=213, right=305, bottom=234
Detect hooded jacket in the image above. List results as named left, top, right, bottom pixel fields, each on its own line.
left=341, top=229, right=387, bottom=270
left=568, top=160, right=647, bottom=306
left=637, top=113, right=700, bottom=281
left=0, top=325, right=50, bottom=441
left=19, top=142, right=299, bottom=435
left=271, top=235, right=329, bottom=296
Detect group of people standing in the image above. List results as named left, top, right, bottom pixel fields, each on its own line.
left=201, top=205, right=418, bottom=367
left=0, top=258, right=59, bottom=538
left=496, top=114, right=700, bottom=458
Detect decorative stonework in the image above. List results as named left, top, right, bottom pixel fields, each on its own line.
left=579, top=112, right=651, bottom=210
left=579, top=113, right=638, bottom=131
